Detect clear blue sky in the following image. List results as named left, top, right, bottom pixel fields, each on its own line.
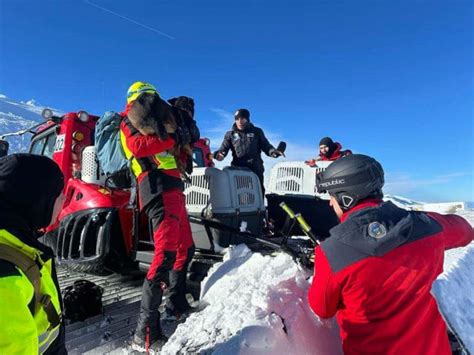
left=0, top=0, right=472, bottom=202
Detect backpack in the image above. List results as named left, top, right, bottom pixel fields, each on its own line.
left=62, top=280, right=104, bottom=322
left=0, top=244, right=61, bottom=327
left=95, top=111, right=131, bottom=188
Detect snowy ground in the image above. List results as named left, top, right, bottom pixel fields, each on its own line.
left=157, top=210, right=473, bottom=355
left=434, top=210, right=474, bottom=353
left=161, top=247, right=342, bottom=355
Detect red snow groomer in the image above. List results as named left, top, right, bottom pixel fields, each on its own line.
left=3, top=109, right=272, bottom=284
left=1, top=108, right=338, bottom=290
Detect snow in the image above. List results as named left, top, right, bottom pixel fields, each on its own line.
left=0, top=95, right=63, bottom=153
left=433, top=210, right=474, bottom=353
left=385, top=194, right=465, bottom=213
left=162, top=245, right=342, bottom=354
left=160, top=209, right=473, bottom=354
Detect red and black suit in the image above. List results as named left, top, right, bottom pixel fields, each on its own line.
left=308, top=199, right=473, bottom=355
left=120, top=113, right=195, bottom=342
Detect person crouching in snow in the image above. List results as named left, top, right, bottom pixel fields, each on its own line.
left=121, top=82, right=195, bottom=353
left=305, top=136, right=351, bottom=167
left=308, top=154, right=473, bottom=355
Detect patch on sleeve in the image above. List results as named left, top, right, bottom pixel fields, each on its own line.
left=0, top=259, right=21, bottom=277
left=368, top=222, right=387, bottom=239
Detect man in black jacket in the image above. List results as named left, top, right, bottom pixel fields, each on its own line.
left=214, top=108, right=284, bottom=195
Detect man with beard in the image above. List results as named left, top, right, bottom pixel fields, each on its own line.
left=306, top=136, right=352, bottom=167
left=0, top=154, right=66, bottom=354
left=214, top=108, right=284, bottom=196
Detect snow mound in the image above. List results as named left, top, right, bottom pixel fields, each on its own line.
left=432, top=211, right=474, bottom=353
left=433, top=243, right=474, bottom=352
left=162, top=244, right=342, bottom=354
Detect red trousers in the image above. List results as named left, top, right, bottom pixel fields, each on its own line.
left=145, top=188, right=194, bottom=280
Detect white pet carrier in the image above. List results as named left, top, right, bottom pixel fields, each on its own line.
left=267, top=161, right=331, bottom=198
left=184, top=166, right=265, bottom=249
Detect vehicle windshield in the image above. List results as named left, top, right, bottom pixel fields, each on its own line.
left=30, top=129, right=57, bottom=159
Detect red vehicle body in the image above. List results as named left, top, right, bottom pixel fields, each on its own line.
left=28, top=111, right=214, bottom=273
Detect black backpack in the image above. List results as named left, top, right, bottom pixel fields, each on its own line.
left=62, top=280, right=104, bottom=322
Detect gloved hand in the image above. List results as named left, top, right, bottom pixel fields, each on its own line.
left=213, top=152, right=225, bottom=161
left=305, top=159, right=317, bottom=167
left=270, top=149, right=285, bottom=158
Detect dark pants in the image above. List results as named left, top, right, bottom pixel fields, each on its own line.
left=230, top=164, right=265, bottom=198
left=254, top=170, right=265, bottom=198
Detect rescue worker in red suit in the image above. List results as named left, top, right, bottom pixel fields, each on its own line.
left=306, top=136, right=351, bottom=167
left=120, top=82, right=195, bottom=353
left=309, top=154, right=473, bottom=355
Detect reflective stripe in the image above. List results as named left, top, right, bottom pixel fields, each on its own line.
left=156, top=152, right=177, bottom=170
left=38, top=325, right=60, bottom=354
left=120, top=120, right=177, bottom=177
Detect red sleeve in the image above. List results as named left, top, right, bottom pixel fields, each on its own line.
left=121, top=121, right=175, bottom=158
left=427, top=212, right=473, bottom=250
left=308, top=246, right=343, bottom=319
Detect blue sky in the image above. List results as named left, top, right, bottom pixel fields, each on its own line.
left=0, top=0, right=472, bottom=202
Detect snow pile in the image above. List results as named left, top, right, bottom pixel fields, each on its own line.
left=162, top=244, right=342, bottom=354
left=432, top=211, right=474, bottom=353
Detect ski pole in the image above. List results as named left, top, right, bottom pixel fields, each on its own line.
left=279, top=202, right=319, bottom=245
left=294, top=213, right=319, bottom=245
left=279, top=202, right=296, bottom=219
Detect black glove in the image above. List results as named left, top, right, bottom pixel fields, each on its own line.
left=270, top=149, right=284, bottom=158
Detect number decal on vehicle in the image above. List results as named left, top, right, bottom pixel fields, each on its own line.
left=54, top=134, right=65, bottom=152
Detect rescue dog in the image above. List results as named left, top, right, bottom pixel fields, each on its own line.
left=127, top=93, right=194, bottom=178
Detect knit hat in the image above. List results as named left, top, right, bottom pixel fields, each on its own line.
left=0, top=154, right=64, bottom=229
left=234, top=108, right=250, bottom=121
left=319, top=137, right=335, bottom=148
left=127, top=82, right=158, bottom=104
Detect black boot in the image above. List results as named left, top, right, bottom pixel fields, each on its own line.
left=165, top=247, right=195, bottom=319
left=134, top=251, right=176, bottom=344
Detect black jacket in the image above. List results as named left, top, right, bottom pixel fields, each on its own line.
left=216, top=123, right=275, bottom=173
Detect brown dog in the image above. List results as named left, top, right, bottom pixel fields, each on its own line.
left=127, top=93, right=193, bottom=178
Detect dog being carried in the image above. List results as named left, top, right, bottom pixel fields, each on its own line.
left=127, top=93, right=200, bottom=181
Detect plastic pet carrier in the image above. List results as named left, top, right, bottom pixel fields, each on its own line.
left=185, top=166, right=265, bottom=251
left=266, top=161, right=338, bottom=240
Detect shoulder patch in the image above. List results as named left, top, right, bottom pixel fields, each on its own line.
left=368, top=222, right=387, bottom=239
left=0, top=259, right=21, bottom=277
